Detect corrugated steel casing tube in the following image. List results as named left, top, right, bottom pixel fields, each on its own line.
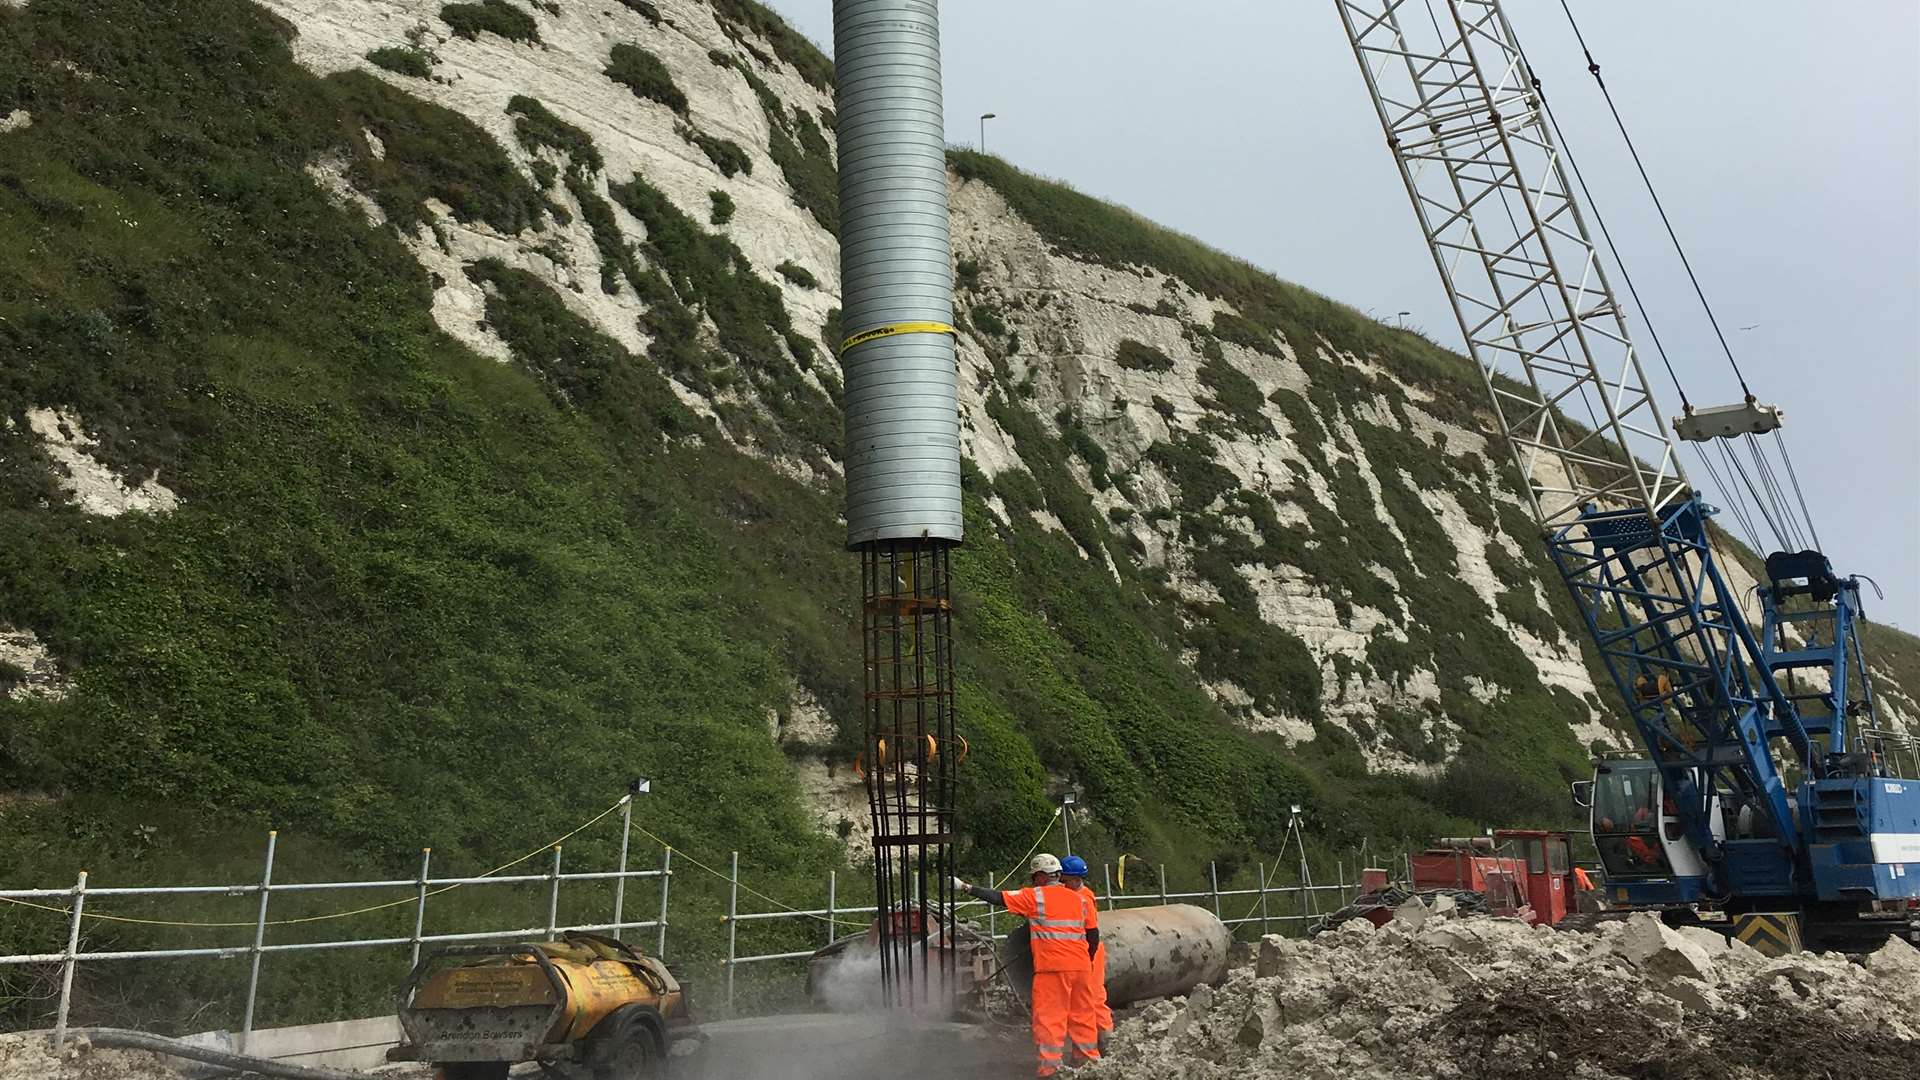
left=834, top=0, right=963, bottom=548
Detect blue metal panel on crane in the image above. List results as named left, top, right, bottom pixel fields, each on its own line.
left=1721, top=840, right=1799, bottom=896
left=1609, top=876, right=1710, bottom=908
left=1809, top=779, right=1920, bottom=899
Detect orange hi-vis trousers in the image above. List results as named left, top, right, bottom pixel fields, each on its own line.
left=1066, top=956, right=1103, bottom=1065
left=1030, top=969, right=1082, bottom=1076
left=1077, top=940, right=1111, bottom=1034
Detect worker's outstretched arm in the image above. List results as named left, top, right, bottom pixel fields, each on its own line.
left=953, top=877, right=1007, bottom=906
left=1086, top=925, right=1100, bottom=959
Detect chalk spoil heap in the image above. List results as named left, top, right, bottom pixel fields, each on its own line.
left=1091, top=901, right=1920, bottom=1080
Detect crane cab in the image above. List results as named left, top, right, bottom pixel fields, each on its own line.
left=1586, top=759, right=1720, bottom=906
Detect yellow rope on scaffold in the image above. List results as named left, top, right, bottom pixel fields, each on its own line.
left=991, top=806, right=1063, bottom=891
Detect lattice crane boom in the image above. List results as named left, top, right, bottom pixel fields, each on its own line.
left=1332, top=0, right=1920, bottom=925
left=1335, top=0, right=1686, bottom=529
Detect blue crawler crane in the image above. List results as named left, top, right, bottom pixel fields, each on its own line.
left=1334, top=0, right=1919, bottom=948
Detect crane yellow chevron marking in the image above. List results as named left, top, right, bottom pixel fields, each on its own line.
left=1732, top=912, right=1802, bottom=957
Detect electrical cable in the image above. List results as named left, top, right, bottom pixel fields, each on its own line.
left=76, top=1028, right=372, bottom=1080
left=1556, top=0, right=1754, bottom=398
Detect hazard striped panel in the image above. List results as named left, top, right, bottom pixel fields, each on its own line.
left=1732, top=912, right=1802, bottom=957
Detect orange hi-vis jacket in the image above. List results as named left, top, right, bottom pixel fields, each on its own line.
left=1003, top=883, right=1091, bottom=972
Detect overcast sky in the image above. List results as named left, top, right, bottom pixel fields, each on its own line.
left=767, top=1, right=1920, bottom=629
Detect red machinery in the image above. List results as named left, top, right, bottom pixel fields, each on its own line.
left=1411, top=830, right=1578, bottom=925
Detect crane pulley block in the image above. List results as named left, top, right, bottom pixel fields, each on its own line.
left=1672, top=400, right=1785, bottom=443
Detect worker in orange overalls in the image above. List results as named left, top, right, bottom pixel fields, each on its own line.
left=1058, top=855, right=1110, bottom=1063
left=955, top=854, right=1097, bottom=1077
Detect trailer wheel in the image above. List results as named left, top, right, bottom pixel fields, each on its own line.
left=590, top=1005, right=665, bottom=1080
left=437, top=1064, right=510, bottom=1080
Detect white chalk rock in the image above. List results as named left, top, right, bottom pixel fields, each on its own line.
left=1391, top=895, right=1431, bottom=930
left=1866, top=935, right=1920, bottom=977
left=1256, top=933, right=1296, bottom=978
left=1616, top=913, right=1714, bottom=982
left=1659, top=975, right=1724, bottom=1014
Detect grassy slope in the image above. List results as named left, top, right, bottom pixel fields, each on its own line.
left=0, top=0, right=854, bottom=1026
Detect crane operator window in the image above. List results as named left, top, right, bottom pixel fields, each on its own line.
left=1591, top=764, right=1671, bottom=877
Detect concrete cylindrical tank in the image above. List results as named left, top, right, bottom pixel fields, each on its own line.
left=1001, top=904, right=1232, bottom=1007
left=833, top=0, right=963, bottom=548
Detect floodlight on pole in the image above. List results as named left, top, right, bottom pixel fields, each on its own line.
left=1058, top=791, right=1077, bottom=856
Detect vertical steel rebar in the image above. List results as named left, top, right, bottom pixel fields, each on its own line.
left=410, top=848, right=432, bottom=969
left=725, top=851, right=739, bottom=1012
left=613, top=795, right=633, bottom=932
left=241, top=831, right=277, bottom=1053
left=51, top=869, right=87, bottom=1050
left=656, top=848, right=672, bottom=957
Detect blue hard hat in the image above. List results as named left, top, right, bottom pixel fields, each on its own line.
left=1060, top=855, right=1089, bottom=878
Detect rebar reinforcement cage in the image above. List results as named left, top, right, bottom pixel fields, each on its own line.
left=859, top=538, right=958, bottom=1008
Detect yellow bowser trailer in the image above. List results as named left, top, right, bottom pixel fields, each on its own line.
left=388, top=933, right=696, bottom=1079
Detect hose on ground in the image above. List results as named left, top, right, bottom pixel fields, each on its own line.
left=74, top=1027, right=381, bottom=1080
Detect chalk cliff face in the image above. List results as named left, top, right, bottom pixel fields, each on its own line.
left=257, top=0, right=1627, bottom=788
left=3, top=0, right=1915, bottom=881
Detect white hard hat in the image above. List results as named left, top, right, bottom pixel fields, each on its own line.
left=1031, top=853, right=1062, bottom=875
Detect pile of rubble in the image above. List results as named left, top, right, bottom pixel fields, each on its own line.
left=1093, top=899, right=1920, bottom=1079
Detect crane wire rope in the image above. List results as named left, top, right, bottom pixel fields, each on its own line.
left=1501, top=2, right=1767, bottom=607
left=1773, top=429, right=1824, bottom=552
left=1544, top=1, right=1831, bottom=560
left=1745, top=433, right=1805, bottom=551
left=1554, top=0, right=1754, bottom=400
left=1717, top=437, right=1790, bottom=554
left=1688, top=442, right=1762, bottom=555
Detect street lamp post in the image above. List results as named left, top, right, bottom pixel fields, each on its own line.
left=980, top=112, right=997, bottom=154
left=1394, top=311, right=1411, bottom=329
